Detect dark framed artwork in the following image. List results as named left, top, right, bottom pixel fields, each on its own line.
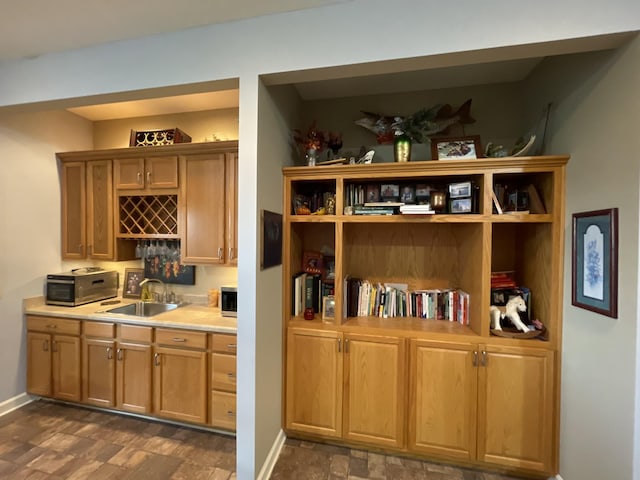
left=144, top=256, right=195, bottom=285
left=261, top=210, right=282, bottom=270
left=572, top=208, right=618, bottom=318
left=123, top=268, right=144, bottom=299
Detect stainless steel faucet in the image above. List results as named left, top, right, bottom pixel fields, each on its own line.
left=139, top=278, right=167, bottom=303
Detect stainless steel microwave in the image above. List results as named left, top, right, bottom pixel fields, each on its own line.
left=46, top=268, right=118, bottom=306
left=220, top=286, right=237, bottom=317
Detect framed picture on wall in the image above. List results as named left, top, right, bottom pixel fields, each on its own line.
left=571, top=208, right=618, bottom=318
left=123, top=268, right=144, bottom=299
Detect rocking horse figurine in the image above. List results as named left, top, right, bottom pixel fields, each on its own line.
left=490, top=295, right=530, bottom=332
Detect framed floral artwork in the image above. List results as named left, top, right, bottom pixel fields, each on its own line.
left=572, top=208, right=618, bottom=318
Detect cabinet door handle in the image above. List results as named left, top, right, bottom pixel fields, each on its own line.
left=481, top=350, right=487, bottom=367
left=106, top=347, right=113, bottom=359
left=137, top=171, right=142, bottom=182
left=117, top=348, right=123, bottom=361
left=337, top=338, right=341, bottom=353
left=345, top=338, right=350, bottom=353
left=146, top=171, right=151, bottom=183
left=226, top=344, right=237, bottom=350
left=227, top=372, right=236, bottom=379
left=43, top=340, right=49, bottom=352
left=172, top=337, right=186, bottom=343
left=47, top=324, right=57, bottom=329
left=218, top=247, right=223, bottom=258
left=154, top=353, right=160, bottom=366
left=78, top=244, right=84, bottom=255
left=472, top=350, right=478, bottom=367
left=228, top=247, right=234, bottom=260
left=226, top=411, right=236, bottom=417
left=52, top=341, right=58, bottom=353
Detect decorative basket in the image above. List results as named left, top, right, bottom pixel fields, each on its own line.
left=129, top=128, right=192, bottom=147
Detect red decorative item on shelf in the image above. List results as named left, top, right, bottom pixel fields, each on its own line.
left=303, top=308, right=315, bottom=320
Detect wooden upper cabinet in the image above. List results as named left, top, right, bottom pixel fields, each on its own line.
left=86, top=160, right=114, bottom=259
left=114, top=156, right=178, bottom=190
left=225, top=153, right=238, bottom=265
left=61, top=162, right=86, bottom=259
left=180, top=154, right=226, bottom=264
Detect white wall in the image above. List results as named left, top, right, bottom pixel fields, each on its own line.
left=0, top=1, right=639, bottom=479
left=524, top=38, right=640, bottom=479
left=0, top=110, right=92, bottom=401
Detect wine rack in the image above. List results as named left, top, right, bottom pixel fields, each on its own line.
left=118, top=194, right=178, bottom=237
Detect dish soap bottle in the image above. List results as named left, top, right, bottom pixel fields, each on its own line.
left=141, top=284, right=153, bottom=302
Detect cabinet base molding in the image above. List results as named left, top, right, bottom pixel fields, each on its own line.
left=0, top=393, right=33, bottom=417
left=31, top=397, right=236, bottom=437
left=284, top=430, right=554, bottom=480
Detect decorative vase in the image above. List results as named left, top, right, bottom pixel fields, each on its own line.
left=393, top=132, right=412, bottom=162
left=305, top=148, right=318, bottom=167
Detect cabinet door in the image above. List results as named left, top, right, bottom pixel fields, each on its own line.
left=114, top=158, right=145, bottom=189
left=86, top=160, right=114, bottom=260
left=477, top=346, right=554, bottom=473
left=52, top=334, right=81, bottom=402
left=82, top=338, right=116, bottom=407
left=27, top=332, right=52, bottom=396
left=116, top=342, right=152, bottom=414
left=153, top=346, right=207, bottom=424
left=146, top=156, right=179, bottom=189
left=61, top=161, right=86, bottom=259
left=181, top=154, right=226, bottom=264
left=408, top=339, right=477, bottom=460
left=225, top=153, right=238, bottom=265
left=211, top=353, right=236, bottom=392
left=211, top=391, right=237, bottom=431
left=286, top=328, right=343, bottom=438
left=343, top=333, right=406, bottom=449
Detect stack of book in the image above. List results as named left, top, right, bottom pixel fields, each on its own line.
left=343, top=277, right=470, bottom=324
left=399, top=204, right=435, bottom=215
left=353, top=202, right=403, bottom=215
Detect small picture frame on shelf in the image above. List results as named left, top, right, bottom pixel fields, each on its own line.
left=380, top=184, right=400, bottom=202
left=322, top=256, right=336, bottom=283
left=123, top=268, right=144, bottom=299
left=572, top=208, right=618, bottom=318
left=449, top=197, right=472, bottom=214
left=366, top=184, right=381, bottom=203
left=415, top=184, right=431, bottom=204
left=400, top=185, right=416, bottom=204
left=448, top=181, right=472, bottom=199
left=322, top=295, right=336, bottom=322
left=431, top=135, right=482, bottom=160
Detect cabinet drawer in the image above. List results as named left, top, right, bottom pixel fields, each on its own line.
left=156, top=328, right=207, bottom=349
left=211, top=353, right=236, bottom=392
left=27, top=316, right=80, bottom=335
left=84, top=321, right=115, bottom=338
left=211, top=333, right=237, bottom=353
left=118, top=324, right=153, bottom=343
left=210, top=391, right=236, bottom=431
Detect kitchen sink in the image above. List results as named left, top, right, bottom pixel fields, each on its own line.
left=104, top=301, right=184, bottom=317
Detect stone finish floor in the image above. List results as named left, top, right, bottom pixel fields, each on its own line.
left=0, top=400, right=530, bottom=479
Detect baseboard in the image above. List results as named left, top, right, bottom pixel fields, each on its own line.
left=0, top=393, right=33, bottom=416
left=256, top=429, right=286, bottom=480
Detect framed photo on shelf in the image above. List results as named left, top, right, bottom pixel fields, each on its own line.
left=123, top=268, right=144, bottom=299
left=449, top=197, right=472, bottom=214
left=431, top=135, right=482, bottom=160
left=302, top=250, right=323, bottom=275
left=380, top=184, right=400, bottom=202
left=366, top=184, right=381, bottom=203
left=448, top=181, right=472, bottom=198
left=322, top=295, right=335, bottom=322
left=322, top=256, right=335, bottom=283
left=571, top=208, right=618, bottom=318
left=400, top=185, right=416, bottom=204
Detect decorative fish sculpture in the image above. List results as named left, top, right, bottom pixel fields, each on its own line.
left=355, top=99, right=475, bottom=144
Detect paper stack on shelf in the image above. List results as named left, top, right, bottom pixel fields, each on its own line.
left=400, top=204, right=435, bottom=214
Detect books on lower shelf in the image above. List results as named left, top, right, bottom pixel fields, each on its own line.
left=400, top=204, right=435, bottom=214
left=292, top=272, right=334, bottom=316
left=342, top=277, right=470, bottom=324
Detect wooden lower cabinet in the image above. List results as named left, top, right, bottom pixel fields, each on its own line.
left=27, top=317, right=81, bottom=402
left=153, top=345, right=208, bottom=424
left=210, top=333, right=237, bottom=431
left=116, top=342, right=153, bottom=414
left=286, top=327, right=405, bottom=448
left=477, top=345, right=555, bottom=473
left=82, top=337, right=116, bottom=407
left=409, top=340, right=555, bottom=473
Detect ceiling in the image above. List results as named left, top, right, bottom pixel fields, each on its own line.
left=3, top=2, right=632, bottom=122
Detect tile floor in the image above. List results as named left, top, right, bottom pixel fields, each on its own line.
left=0, top=400, right=530, bottom=479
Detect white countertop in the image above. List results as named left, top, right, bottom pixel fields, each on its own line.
left=24, top=297, right=237, bottom=333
